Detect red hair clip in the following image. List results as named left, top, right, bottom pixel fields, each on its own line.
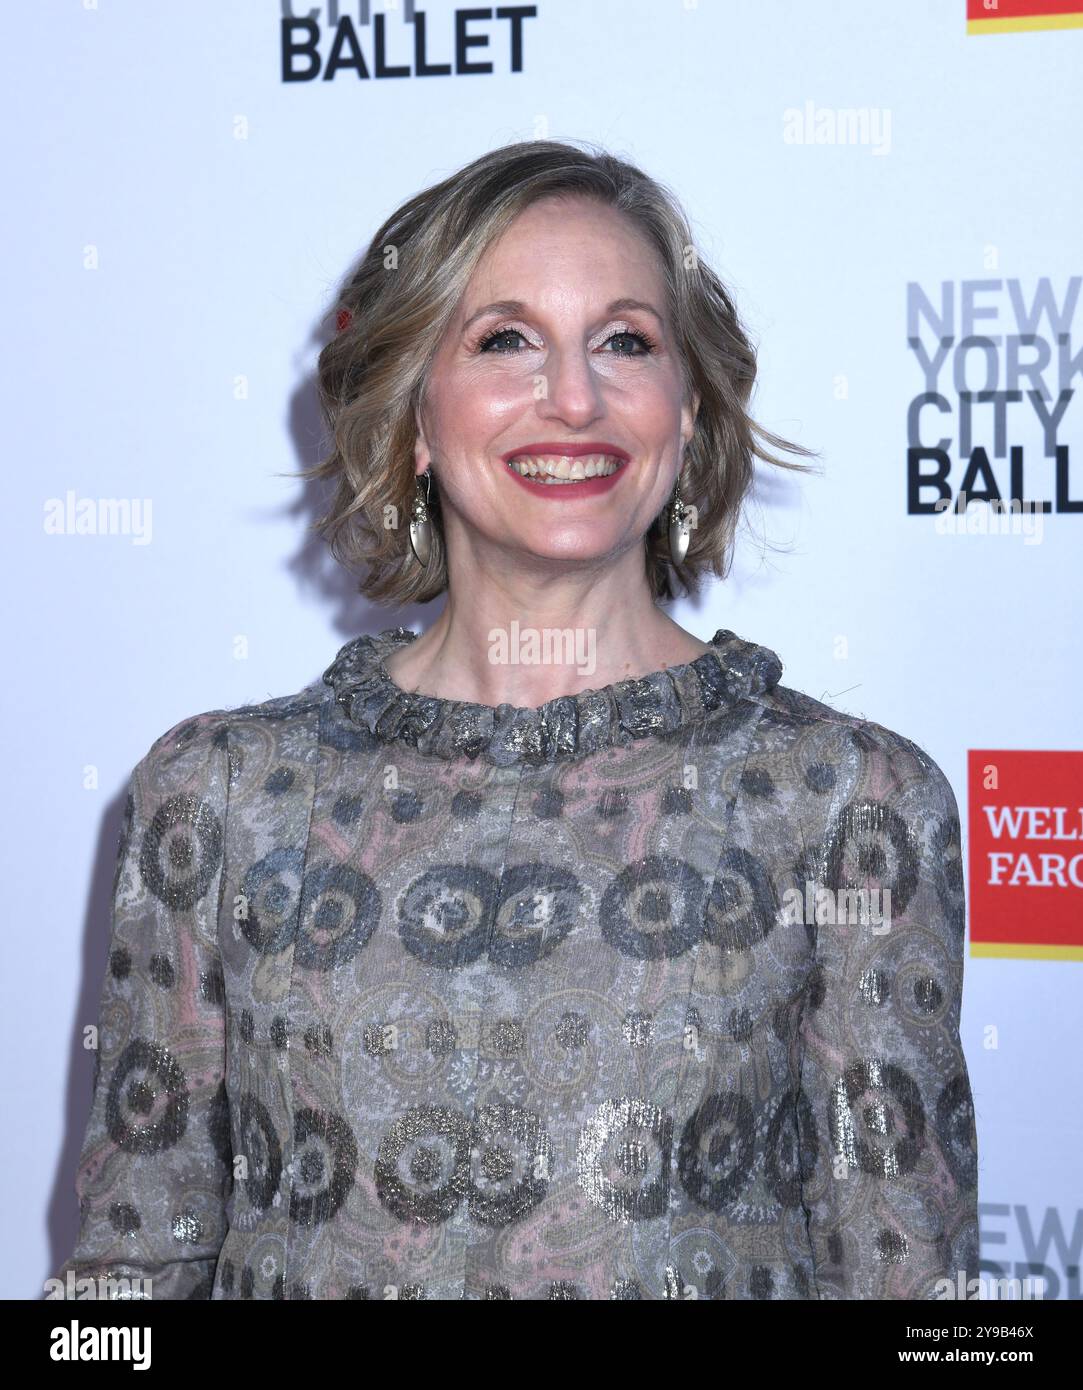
left=337, top=308, right=353, bottom=333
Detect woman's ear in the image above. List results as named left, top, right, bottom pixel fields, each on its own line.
left=413, top=406, right=431, bottom=475
left=680, top=387, right=701, bottom=450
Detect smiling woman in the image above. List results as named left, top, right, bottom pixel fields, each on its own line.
left=56, top=139, right=979, bottom=1301
left=310, top=141, right=817, bottom=618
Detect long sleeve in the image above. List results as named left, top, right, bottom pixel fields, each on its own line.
left=52, top=715, right=234, bottom=1300
left=796, top=726, right=980, bottom=1299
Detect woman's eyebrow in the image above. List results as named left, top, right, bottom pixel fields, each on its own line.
left=461, top=297, right=665, bottom=334
left=605, top=297, right=664, bottom=324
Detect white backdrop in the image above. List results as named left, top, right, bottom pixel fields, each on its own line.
left=4, top=0, right=1080, bottom=1299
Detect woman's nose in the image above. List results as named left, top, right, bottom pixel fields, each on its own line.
left=534, top=346, right=605, bottom=425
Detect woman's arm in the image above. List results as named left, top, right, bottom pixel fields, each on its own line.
left=52, top=715, right=233, bottom=1300
left=797, top=726, right=980, bottom=1299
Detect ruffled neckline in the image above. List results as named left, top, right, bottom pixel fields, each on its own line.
left=322, top=626, right=783, bottom=767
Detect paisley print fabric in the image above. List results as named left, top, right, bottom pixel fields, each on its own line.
left=55, top=627, right=979, bottom=1299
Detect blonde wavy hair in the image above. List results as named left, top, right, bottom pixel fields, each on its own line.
left=302, top=138, right=818, bottom=606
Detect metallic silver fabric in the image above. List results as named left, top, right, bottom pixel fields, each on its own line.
left=324, top=627, right=786, bottom=766
left=55, top=627, right=978, bottom=1299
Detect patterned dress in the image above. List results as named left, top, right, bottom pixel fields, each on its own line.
left=54, top=627, right=979, bottom=1299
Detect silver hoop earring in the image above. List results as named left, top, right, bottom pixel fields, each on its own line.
left=409, top=469, right=434, bottom=567
left=668, top=473, right=692, bottom=566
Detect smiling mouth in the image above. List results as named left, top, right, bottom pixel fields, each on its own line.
left=505, top=454, right=625, bottom=485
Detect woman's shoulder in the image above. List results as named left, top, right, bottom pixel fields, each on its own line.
left=133, top=672, right=329, bottom=788
left=751, top=677, right=961, bottom=820
left=748, top=679, right=966, bottom=942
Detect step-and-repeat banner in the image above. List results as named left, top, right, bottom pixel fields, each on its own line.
left=5, top=0, right=1079, bottom=1299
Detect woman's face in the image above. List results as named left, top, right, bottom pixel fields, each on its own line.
left=414, top=194, right=699, bottom=581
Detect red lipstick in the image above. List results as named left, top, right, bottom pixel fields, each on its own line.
left=500, top=442, right=630, bottom=501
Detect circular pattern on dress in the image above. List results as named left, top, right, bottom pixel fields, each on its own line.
left=556, top=1011, right=589, bottom=1048
left=663, top=1225, right=735, bottom=1300
left=822, top=798, right=919, bottom=915
left=576, top=1097, right=672, bottom=1221
left=611, top=1277, right=643, bottom=1299
left=804, top=761, right=837, bottom=794
left=704, top=847, right=780, bottom=952
left=339, top=980, right=460, bottom=1100
left=913, top=976, right=943, bottom=1014
left=237, top=1093, right=283, bottom=1210
left=171, top=1206, right=204, bottom=1244
left=263, top=765, right=295, bottom=795
left=468, top=1103, right=551, bottom=1226
left=398, top=865, right=499, bottom=968
left=138, top=794, right=224, bottom=909
left=764, top=1088, right=819, bottom=1208
left=375, top=1105, right=472, bottom=1224
left=109, top=1202, right=141, bottom=1236
left=600, top=856, right=706, bottom=960
left=148, top=954, right=175, bottom=989
left=515, top=989, right=627, bottom=1099
left=489, top=863, right=581, bottom=967
left=932, top=812, right=966, bottom=938
left=296, top=862, right=381, bottom=971
left=829, top=1059, right=926, bottom=1177
left=105, top=1038, right=189, bottom=1153
left=239, top=849, right=305, bottom=954
left=876, top=1227, right=908, bottom=1263
left=935, top=1073, right=979, bottom=1191
left=677, top=1090, right=755, bottom=1210
left=207, top=1078, right=232, bottom=1166
left=289, top=1107, right=358, bottom=1226
left=238, top=1233, right=286, bottom=1299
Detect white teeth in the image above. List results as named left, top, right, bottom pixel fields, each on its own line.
left=506, top=453, right=623, bottom=483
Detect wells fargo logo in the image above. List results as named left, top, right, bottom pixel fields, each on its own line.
left=968, top=750, right=1083, bottom=959
left=967, top=0, right=1083, bottom=33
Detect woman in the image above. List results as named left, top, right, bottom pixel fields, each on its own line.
left=56, top=140, right=979, bottom=1300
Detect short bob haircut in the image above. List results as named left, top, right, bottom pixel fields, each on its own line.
left=303, top=138, right=817, bottom=606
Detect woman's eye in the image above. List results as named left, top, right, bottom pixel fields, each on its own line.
left=478, top=328, right=528, bottom=353
left=606, top=330, right=654, bottom=356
